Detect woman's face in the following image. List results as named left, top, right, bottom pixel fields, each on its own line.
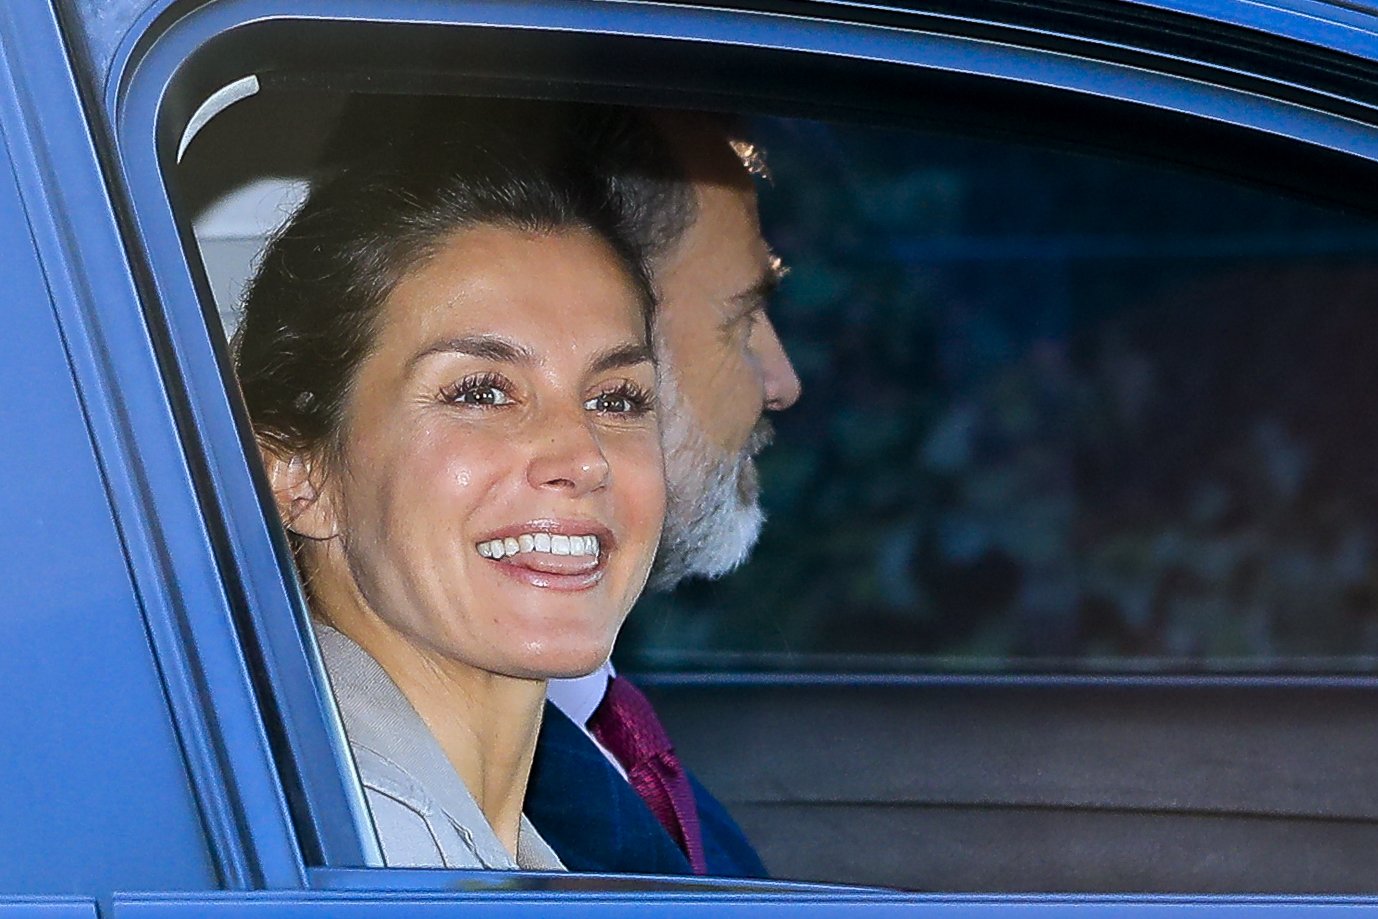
left=298, top=226, right=664, bottom=680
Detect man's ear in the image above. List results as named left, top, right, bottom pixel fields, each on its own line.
left=262, top=446, right=339, bottom=540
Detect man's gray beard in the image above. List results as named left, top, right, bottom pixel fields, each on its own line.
left=648, top=371, right=774, bottom=593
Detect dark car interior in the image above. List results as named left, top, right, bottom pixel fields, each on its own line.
left=167, top=17, right=1378, bottom=896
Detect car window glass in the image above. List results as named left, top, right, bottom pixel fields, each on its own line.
left=622, top=116, right=1378, bottom=676
left=183, top=95, right=1378, bottom=683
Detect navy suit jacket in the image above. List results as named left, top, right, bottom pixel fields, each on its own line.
left=525, top=702, right=769, bottom=877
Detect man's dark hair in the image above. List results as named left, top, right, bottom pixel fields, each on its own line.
left=319, top=96, right=702, bottom=268
left=234, top=114, right=655, bottom=463
left=572, top=105, right=697, bottom=265
left=576, top=107, right=768, bottom=266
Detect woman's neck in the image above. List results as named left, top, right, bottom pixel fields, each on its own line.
left=309, top=558, right=546, bottom=859
left=381, top=637, right=546, bottom=857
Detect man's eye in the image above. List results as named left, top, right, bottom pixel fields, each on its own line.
left=725, top=306, right=763, bottom=342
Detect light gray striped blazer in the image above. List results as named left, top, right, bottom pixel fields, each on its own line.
left=316, top=624, right=564, bottom=871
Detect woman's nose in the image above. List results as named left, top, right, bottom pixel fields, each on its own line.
left=526, top=413, right=612, bottom=495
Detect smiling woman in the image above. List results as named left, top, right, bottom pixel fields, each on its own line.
left=233, top=122, right=665, bottom=869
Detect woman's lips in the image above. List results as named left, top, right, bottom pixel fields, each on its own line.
left=475, top=520, right=611, bottom=590
left=488, top=552, right=605, bottom=591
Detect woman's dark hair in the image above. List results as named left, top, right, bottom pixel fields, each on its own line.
left=234, top=115, right=655, bottom=462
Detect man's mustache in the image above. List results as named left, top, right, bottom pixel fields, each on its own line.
left=745, top=417, right=775, bottom=458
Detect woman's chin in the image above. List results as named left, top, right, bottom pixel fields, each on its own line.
left=511, top=636, right=616, bottom=681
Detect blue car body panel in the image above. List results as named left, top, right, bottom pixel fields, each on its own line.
left=97, top=893, right=1378, bottom=917
left=0, top=901, right=100, bottom=919
left=0, top=2, right=217, bottom=901
left=1, top=0, right=1377, bottom=912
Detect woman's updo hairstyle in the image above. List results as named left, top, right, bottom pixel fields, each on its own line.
left=234, top=108, right=655, bottom=464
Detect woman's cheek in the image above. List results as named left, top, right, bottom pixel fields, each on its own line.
left=435, top=426, right=505, bottom=492
left=616, top=431, right=667, bottom=543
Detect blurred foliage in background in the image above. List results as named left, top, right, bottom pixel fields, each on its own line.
left=618, top=118, right=1378, bottom=673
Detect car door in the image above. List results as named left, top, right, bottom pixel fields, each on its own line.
left=0, top=2, right=227, bottom=911
left=10, top=0, right=1378, bottom=913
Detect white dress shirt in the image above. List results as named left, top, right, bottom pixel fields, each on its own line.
left=545, top=663, right=629, bottom=780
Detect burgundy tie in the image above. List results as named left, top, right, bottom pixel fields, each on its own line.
left=587, top=675, right=708, bottom=874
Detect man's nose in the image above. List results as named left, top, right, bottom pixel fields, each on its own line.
left=751, top=315, right=802, bottom=411
left=526, top=409, right=612, bottom=495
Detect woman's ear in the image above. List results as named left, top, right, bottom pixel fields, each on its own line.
left=262, top=447, right=339, bottom=540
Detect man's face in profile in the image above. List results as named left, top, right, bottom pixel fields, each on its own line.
left=649, top=128, right=801, bottom=591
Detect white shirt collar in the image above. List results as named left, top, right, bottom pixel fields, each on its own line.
left=544, top=661, right=628, bottom=779
left=545, top=660, right=616, bottom=727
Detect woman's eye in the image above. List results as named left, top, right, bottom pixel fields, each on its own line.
left=584, top=385, right=651, bottom=415
left=461, top=386, right=511, bottom=406
left=586, top=393, right=630, bottom=413
left=440, top=374, right=514, bottom=407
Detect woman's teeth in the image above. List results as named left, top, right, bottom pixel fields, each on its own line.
left=476, top=533, right=601, bottom=560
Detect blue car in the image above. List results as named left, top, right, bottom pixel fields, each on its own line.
left=4, top=0, right=1378, bottom=915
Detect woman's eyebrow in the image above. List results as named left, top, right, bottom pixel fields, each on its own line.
left=408, top=334, right=535, bottom=370
left=589, top=342, right=656, bottom=375
left=407, top=335, right=651, bottom=375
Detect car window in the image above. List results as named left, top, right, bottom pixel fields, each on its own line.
left=127, top=3, right=1378, bottom=896
left=623, top=116, right=1378, bottom=676
left=186, top=93, right=1378, bottom=678
left=179, top=91, right=1378, bottom=892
